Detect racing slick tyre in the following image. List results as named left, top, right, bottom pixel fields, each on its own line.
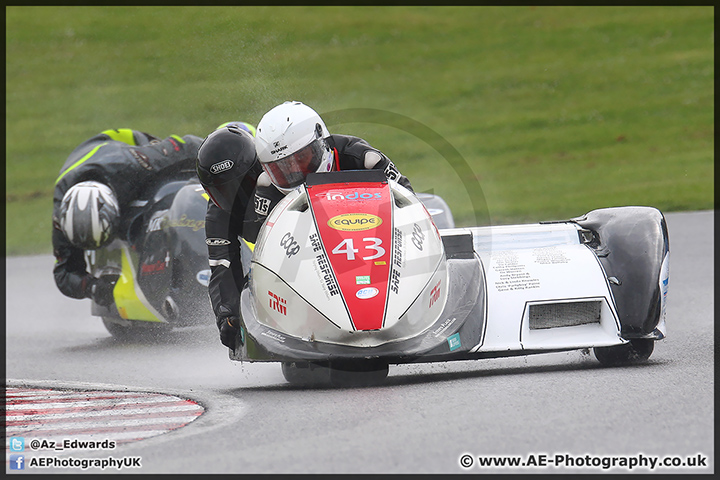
left=328, top=360, right=389, bottom=387
left=102, top=317, right=172, bottom=343
left=593, top=338, right=654, bottom=367
left=281, top=361, right=331, bottom=386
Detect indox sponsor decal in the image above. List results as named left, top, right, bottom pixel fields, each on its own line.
left=316, top=191, right=383, bottom=201
left=327, top=213, right=382, bottom=232
left=210, top=160, right=234, bottom=174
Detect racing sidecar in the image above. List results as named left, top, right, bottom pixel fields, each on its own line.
left=232, top=170, right=669, bottom=385
left=88, top=178, right=252, bottom=340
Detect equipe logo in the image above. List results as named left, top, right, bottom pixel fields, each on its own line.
left=210, top=160, right=234, bottom=174
left=328, top=213, right=383, bottom=231
left=356, top=287, right=379, bottom=299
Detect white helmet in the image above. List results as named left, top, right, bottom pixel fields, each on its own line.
left=59, top=180, right=120, bottom=249
left=255, top=101, right=334, bottom=192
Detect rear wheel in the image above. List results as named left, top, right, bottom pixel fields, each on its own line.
left=593, top=339, right=654, bottom=366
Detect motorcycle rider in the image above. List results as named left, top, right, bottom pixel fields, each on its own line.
left=52, top=128, right=204, bottom=306
left=196, top=123, right=263, bottom=351
left=244, top=100, right=413, bottom=241
left=197, top=102, right=414, bottom=351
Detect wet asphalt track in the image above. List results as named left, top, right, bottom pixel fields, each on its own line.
left=5, top=210, right=714, bottom=474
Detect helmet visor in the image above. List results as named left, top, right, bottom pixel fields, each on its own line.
left=262, top=138, right=327, bottom=190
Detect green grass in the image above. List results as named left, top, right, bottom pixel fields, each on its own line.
left=6, top=6, right=714, bottom=255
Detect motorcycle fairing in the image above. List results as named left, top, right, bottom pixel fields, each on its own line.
left=467, top=223, right=623, bottom=352
left=306, top=176, right=392, bottom=331
left=248, top=170, right=447, bottom=347
left=113, top=245, right=166, bottom=322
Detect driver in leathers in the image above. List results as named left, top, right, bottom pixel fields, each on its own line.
left=199, top=102, right=413, bottom=351
left=52, top=128, right=203, bottom=306
left=196, top=123, right=263, bottom=351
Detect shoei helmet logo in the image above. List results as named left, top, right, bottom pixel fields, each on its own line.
left=328, top=213, right=383, bottom=231
left=210, top=160, right=234, bottom=174
left=356, top=287, right=379, bottom=299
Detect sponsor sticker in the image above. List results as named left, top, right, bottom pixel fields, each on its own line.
left=356, top=275, right=371, bottom=285
left=356, top=287, right=379, bottom=299
left=206, top=237, right=231, bottom=246
left=196, top=269, right=210, bottom=287
left=255, top=195, right=271, bottom=215
left=447, top=332, right=461, bottom=351
left=268, top=291, right=287, bottom=315
left=317, top=191, right=383, bottom=201
left=328, top=213, right=383, bottom=232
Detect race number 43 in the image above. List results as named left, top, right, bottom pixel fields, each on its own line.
left=332, top=238, right=385, bottom=261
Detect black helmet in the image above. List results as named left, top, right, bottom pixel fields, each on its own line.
left=59, top=180, right=120, bottom=249
left=196, top=125, right=262, bottom=212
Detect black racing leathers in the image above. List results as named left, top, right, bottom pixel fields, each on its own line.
left=205, top=134, right=412, bottom=322
left=204, top=201, right=249, bottom=322
left=52, top=129, right=203, bottom=300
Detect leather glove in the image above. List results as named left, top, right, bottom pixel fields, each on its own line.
left=216, top=315, right=241, bottom=350
left=90, top=276, right=117, bottom=306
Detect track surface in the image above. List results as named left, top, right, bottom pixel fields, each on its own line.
left=5, top=211, right=714, bottom=474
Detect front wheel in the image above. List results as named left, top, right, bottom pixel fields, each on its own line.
left=281, top=360, right=390, bottom=387
left=328, top=360, right=389, bottom=387
left=593, top=339, right=654, bottom=367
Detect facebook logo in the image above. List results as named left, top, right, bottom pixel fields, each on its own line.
left=9, top=455, right=25, bottom=470
left=10, top=437, right=25, bottom=451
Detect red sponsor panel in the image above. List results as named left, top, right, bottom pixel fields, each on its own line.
left=308, top=181, right=392, bottom=330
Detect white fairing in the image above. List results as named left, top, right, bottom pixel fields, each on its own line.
left=250, top=181, right=446, bottom=347
left=452, top=223, right=625, bottom=352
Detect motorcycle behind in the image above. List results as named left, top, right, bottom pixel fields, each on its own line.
left=86, top=178, right=250, bottom=340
